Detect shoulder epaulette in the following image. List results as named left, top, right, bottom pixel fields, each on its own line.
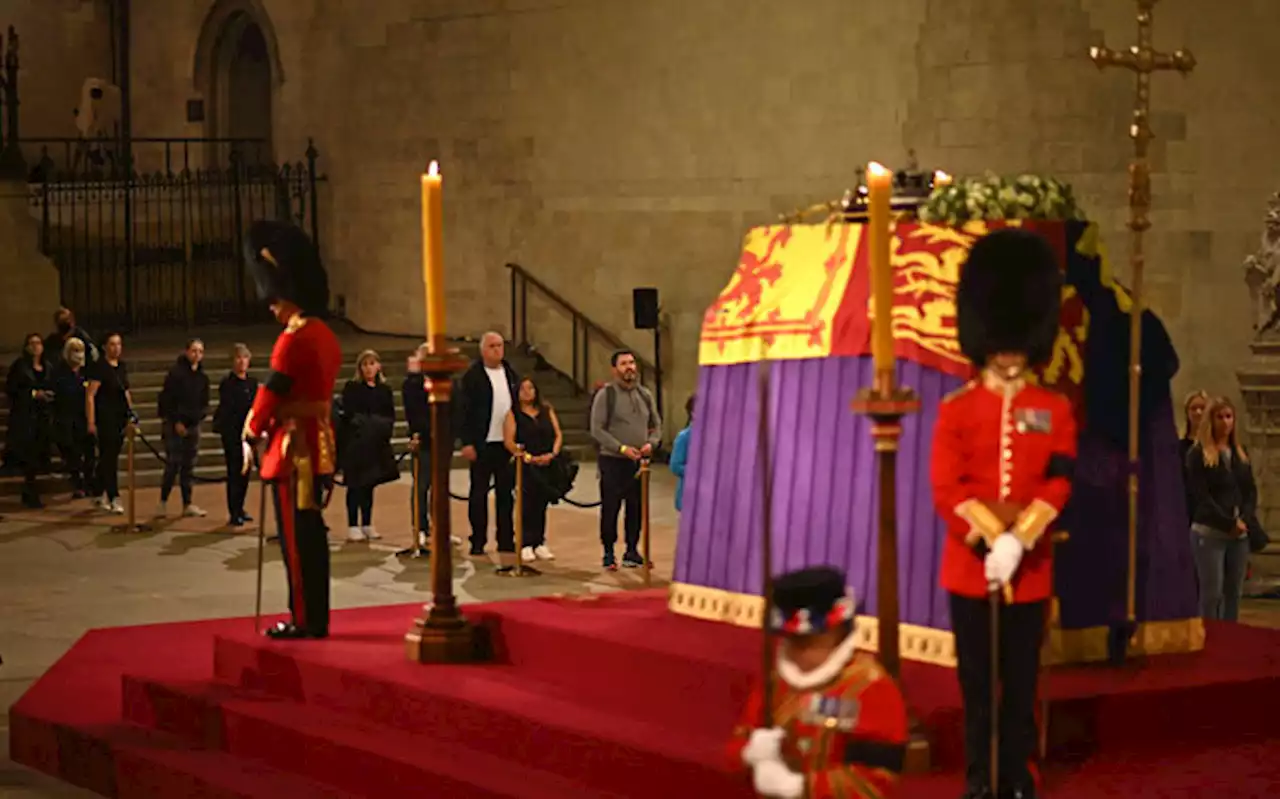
left=286, top=315, right=309, bottom=335
left=942, top=380, right=977, bottom=404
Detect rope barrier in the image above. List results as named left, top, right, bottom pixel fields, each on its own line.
left=128, top=430, right=605, bottom=507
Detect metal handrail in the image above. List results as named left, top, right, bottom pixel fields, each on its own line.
left=506, top=262, right=660, bottom=394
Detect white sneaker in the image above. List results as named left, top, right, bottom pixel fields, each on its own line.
left=153, top=501, right=168, bottom=518
left=521, top=546, right=536, bottom=563
left=361, top=525, right=381, bottom=541
left=95, top=496, right=111, bottom=512
left=182, top=504, right=207, bottom=518
left=534, top=545, right=555, bottom=561
left=347, top=526, right=366, bottom=542
left=109, top=499, right=124, bottom=515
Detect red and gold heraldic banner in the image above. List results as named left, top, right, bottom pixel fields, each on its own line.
left=698, top=219, right=1088, bottom=407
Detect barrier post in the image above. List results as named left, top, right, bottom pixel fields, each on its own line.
left=112, top=422, right=149, bottom=533
left=639, top=457, right=652, bottom=587
left=499, top=445, right=539, bottom=577
left=398, top=437, right=427, bottom=558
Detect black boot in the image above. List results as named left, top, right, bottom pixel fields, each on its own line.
left=960, top=787, right=994, bottom=799
left=1000, top=786, right=1038, bottom=799
left=265, top=621, right=328, bottom=640
left=21, top=490, right=43, bottom=509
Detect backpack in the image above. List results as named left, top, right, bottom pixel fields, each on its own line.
left=593, top=383, right=658, bottom=454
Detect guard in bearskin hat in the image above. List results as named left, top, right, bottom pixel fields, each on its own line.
left=929, top=228, right=1078, bottom=799
left=241, top=220, right=344, bottom=639
left=729, top=566, right=908, bottom=798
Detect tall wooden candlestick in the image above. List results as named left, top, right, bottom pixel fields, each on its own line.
left=850, top=165, right=928, bottom=770
left=405, top=160, right=487, bottom=663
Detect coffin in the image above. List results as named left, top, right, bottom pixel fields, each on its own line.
left=669, top=219, right=1204, bottom=666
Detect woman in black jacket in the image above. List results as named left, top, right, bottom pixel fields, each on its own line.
left=6, top=333, right=55, bottom=508
left=86, top=333, right=133, bottom=515
left=50, top=338, right=94, bottom=499
left=503, top=376, right=563, bottom=565
left=212, top=344, right=259, bottom=526
left=1185, top=396, right=1257, bottom=621
left=339, top=349, right=397, bottom=543
left=156, top=338, right=210, bottom=518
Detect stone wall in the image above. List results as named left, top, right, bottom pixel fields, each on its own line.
left=0, top=182, right=61, bottom=344
left=27, top=0, right=1280, bottom=435
left=4, top=0, right=113, bottom=146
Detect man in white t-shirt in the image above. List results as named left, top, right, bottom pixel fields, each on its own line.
left=458, top=331, right=519, bottom=556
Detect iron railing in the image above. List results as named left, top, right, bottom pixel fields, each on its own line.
left=506, top=262, right=661, bottom=397
left=26, top=139, right=324, bottom=333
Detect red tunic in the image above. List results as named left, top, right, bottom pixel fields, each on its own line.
left=728, top=652, right=908, bottom=798
left=244, top=313, right=343, bottom=498
left=930, top=372, right=1077, bottom=602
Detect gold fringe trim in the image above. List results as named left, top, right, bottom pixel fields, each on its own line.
left=668, top=582, right=1205, bottom=668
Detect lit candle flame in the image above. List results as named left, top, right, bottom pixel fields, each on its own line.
left=867, top=161, right=891, bottom=179
left=427, top=160, right=440, bottom=177
left=934, top=170, right=953, bottom=185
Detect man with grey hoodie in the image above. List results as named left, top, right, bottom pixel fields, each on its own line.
left=590, top=349, right=662, bottom=570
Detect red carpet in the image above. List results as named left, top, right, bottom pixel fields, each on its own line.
left=10, top=590, right=1280, bottom=797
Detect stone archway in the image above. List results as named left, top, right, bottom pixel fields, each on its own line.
left=191, top=0, right=284, bottom=167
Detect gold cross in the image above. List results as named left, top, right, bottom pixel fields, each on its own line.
left=1089, top=0, right=1195, bottom=232
left=1087, top=0, right=1194, bottom=637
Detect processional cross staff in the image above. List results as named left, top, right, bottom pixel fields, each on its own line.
left=1088, top=0, right=1194, bottom=662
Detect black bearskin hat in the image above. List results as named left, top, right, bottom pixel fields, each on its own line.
left=769, top=566, right=856, bottom=636
left=956, top=228, right=1062, bottom=367
left=243, top=220, right=329, bottom=317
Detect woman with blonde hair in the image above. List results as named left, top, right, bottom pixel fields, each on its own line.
left=337, top=349, right=398, bottom=542
left=1185, top=396, right=1258, bottom=621
left=1180, top=390, right=1209, bottom=518
left=51, top=337, right=94, bottom=498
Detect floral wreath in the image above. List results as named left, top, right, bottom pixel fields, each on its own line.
left=918, top=172, right=1088, bottom=226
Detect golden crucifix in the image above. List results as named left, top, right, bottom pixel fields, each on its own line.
left=1088, top=0, right=1194, bottom=661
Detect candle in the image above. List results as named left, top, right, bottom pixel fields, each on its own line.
left=934, top=170, right=953, bottom=188
left=421, top=161, right=446, bottom=347
left=866, top=162, right=894, bottom=375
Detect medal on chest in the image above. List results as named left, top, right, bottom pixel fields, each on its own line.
left=800, top=693, right=860, bottom=732
left=1014, top=407, right=1052, bottom=434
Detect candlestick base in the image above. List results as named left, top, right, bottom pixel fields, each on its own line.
left=404, top=610, right=490, bottom=664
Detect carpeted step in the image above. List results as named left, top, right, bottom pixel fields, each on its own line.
left=122, top=675, right=644, bottom=799
left=211, top=636, right=752, bottom=798
left=28, top=719, right=350, bottom=799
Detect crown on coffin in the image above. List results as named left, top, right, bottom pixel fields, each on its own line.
left=842, top=149, right=950, bottom=214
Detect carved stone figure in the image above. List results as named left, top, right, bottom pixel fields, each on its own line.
left=1244, top=192, right=1280, bottom=337
left=72, top=78, right=123, bottom=174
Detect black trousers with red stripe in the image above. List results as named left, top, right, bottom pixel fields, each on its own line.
left=270, top=474, right=332, bottom=635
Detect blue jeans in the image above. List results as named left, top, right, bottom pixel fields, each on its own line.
left=1191, top=529, right=1250, bottom=621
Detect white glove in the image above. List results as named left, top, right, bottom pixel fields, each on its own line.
left=984, top=532, right=1024, bottom=586
left=742, top=727, right=785, bottom=766
left=752, top=758, right=805, bottom=799
left=241, top=440, right=255, bottom=476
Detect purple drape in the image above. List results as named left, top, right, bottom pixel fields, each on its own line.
left=675, top=355, right=963, bottom=630
left=675, top=358, right=1200, bottom=633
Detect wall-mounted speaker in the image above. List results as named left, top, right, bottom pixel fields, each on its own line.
left=633, top=287, right=659, bottom=330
